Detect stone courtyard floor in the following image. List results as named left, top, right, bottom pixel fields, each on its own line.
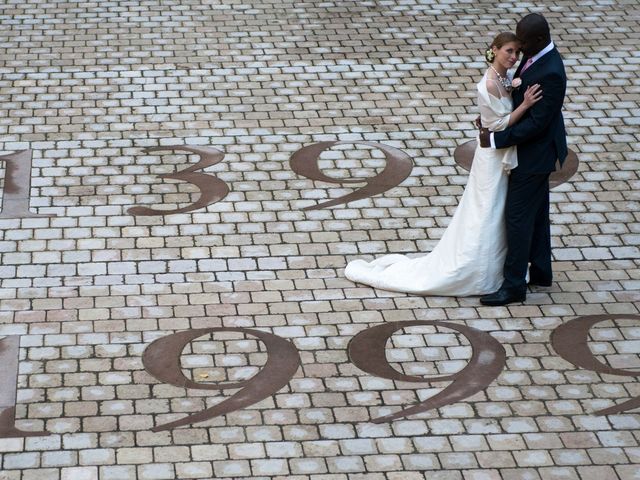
left=1, top=0, right=639, bottom=479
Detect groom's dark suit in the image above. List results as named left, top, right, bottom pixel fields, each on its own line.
left=494, top=46, right=567, bottom=292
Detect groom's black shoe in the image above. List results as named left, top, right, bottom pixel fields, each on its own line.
left=480, top=288, right=526, bottom=306
left=528, top=278, right=552, bottom=287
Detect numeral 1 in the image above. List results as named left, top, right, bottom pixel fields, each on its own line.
left=0, top=150, right=55, bottom=219
left=0, top=336, right=50, bottom=438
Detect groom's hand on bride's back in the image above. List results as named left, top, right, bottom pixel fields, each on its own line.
left=476, top=116, right=491, bottom=148
left=479, top=128, right=491, bottom=147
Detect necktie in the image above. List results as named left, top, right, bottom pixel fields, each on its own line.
left=520, top=57, right=534, bottom=74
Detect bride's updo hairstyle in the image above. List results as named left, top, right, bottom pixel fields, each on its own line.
left=485, top=32, right=518, bottom=63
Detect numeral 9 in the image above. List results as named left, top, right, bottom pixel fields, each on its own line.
left=348, top=321, right=506, bottom=422
left=551, top=314, right=640, bottom=415
left=142, top=327, right=301, bottom=431
left=453, top=141, right=579, bottom=189
left=289, top=141, right=414, bottom=210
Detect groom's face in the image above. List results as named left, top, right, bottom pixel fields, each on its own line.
left=516, top=25, right=544, bottom=57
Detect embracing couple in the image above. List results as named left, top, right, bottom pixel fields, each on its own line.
left=345, top=13, right=568, bottom=306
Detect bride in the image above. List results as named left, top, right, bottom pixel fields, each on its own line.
left=344, top=33, right=542, bottom=296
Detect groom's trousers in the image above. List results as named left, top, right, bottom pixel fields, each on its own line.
left=502, top=170, right=552, bottom=292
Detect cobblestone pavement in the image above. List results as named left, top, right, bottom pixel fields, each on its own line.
left=1, top=0, right=639, bottom=479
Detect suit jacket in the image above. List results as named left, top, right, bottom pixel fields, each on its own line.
left=494, top=47, right=568, bottom=174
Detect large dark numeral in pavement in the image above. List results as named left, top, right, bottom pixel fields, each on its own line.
left=290, top=141, right=413, bottom=210
left=348, top=321, right=506, bottom=423
left=142, top=328, right=301, bottom=431
left=551, top=314, right=640, bottom=415
left=128, top=145, right=230, bottom=216
left=453, top=140, right=579, bottom=189
left=0, top=336, right=50, bottom=438
left=0, top=150, right=56, bottom=219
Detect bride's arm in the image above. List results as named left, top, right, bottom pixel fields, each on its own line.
left=480, top=80, right=511, bottom=131
left=507, top=84, right=542, bottom=126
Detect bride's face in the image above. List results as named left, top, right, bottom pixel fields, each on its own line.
left=492, top=41, right=520, bottom=71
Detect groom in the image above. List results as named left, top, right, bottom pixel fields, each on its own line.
left=479, top=13, right=568, bottom=306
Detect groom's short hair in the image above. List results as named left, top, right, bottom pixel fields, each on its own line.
left=519, top=13, right=551, bottom=43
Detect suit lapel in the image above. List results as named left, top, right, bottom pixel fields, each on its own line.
left=519, top=48, right=558, bottom=78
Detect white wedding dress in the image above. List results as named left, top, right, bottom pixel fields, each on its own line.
left=344, top=71, right=519, bottom=296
